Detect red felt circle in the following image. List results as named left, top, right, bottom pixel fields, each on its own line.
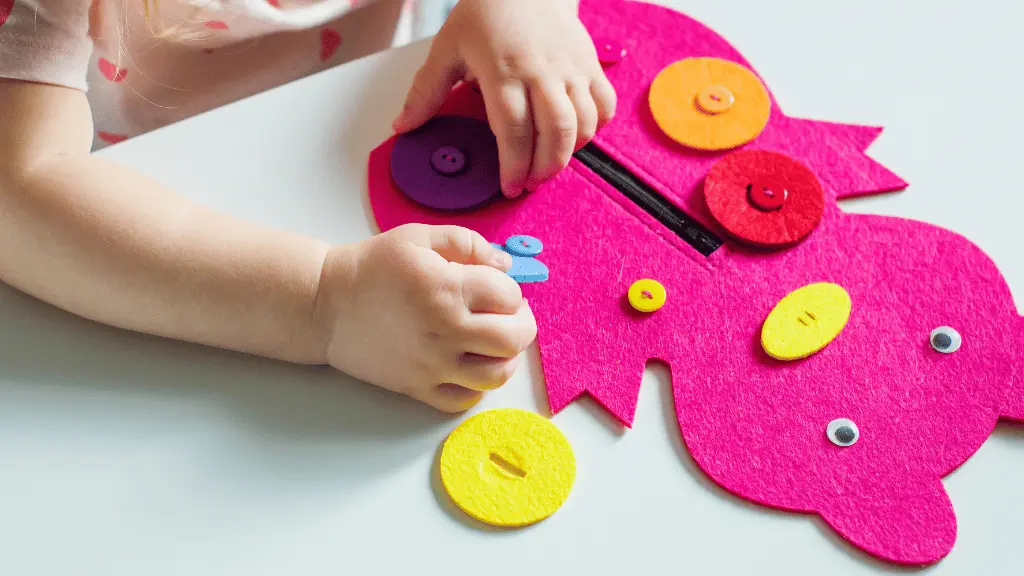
left=704, top=150, right=824, bottom=248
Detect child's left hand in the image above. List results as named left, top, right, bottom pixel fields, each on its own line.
left=393, top=0, right=616, bottom=197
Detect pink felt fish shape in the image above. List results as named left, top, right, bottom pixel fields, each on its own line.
left=368, top=0, right=1023, bottom=565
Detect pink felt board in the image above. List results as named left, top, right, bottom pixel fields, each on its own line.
left=367, top=0, right=1024, bottom=566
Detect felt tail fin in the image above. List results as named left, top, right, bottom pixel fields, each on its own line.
left=780, top=118, right=908, bottom=201
left=1000, top=316, right=1024, bottom=422
left=820, top=477, right=956, bottom=565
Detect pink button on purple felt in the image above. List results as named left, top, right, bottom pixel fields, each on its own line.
left=390, top=116, right=501, bottom=211
left=431, top=146, right=466, bottom=175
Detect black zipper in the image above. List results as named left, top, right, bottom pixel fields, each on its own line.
left=573, top=144, right=723, bottom=257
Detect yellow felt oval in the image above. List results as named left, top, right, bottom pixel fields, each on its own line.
left=440, top=408, right=576, bottom=527
left=761, top=282, right=852, bottom=361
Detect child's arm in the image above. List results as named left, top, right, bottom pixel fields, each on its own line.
left=0, top=81, right=534, bottom=412
left=0, top=80, right=333, bottom=363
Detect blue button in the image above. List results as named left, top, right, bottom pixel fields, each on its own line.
left=505, top=235, right=543, bottom=257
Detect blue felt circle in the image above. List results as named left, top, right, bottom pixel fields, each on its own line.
left=505, top=235, right=543, bottom=257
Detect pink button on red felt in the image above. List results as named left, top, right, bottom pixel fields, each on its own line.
left=704, top=150, right=824, bottom=248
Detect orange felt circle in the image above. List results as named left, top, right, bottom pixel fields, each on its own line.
left=649, top=58, right=771, bottom=151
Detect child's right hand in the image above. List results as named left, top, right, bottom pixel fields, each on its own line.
left=317, top=224, right=537, bottom=413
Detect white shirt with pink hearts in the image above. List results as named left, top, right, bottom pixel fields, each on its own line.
left=0, top=0, right=429, bottom=148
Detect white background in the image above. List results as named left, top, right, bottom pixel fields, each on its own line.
left=2, top=1, right=1023, bottom=574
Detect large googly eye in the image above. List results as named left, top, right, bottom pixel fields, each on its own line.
left=827, top=418, right=859, bottom=447
left=930, top=326, right=962, bottom=354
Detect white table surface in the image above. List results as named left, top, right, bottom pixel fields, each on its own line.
left=3, top=1, right=1023, bottom=574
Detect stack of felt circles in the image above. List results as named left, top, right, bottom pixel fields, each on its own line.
left=648, top=57, right=771, bottom=151
left=704, top=150, right=825, bottom=248
left=390, top=116, right=502, bottom=211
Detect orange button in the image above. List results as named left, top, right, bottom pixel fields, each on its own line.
left=649, top=57, right=771, bottom=151
left=696, top=85, right=735, bottom=115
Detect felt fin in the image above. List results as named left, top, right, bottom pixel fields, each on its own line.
left=435, top=83, right=488, bottom=121
left=827, top=123, right=909, bottom=200
left=819, top=478, right=956, bottom=565
left=779, top=118, right=908, bottom=201
left=1000, top=316, right=1024, bottom=422
left=543, top=347, right=646, bottom=428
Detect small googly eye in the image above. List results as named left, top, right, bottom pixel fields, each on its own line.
left=930, top=326, right=962, bottom=354
left=827, top=418, right=859, bottom=447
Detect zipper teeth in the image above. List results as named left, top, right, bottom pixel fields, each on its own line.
left=574, top=144, right=723, bottom=257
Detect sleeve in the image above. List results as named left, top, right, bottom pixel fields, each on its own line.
left=0, top=0, right=94, bottom=91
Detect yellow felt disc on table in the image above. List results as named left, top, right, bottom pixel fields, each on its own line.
left=649, top=57, right=771, bottom=151
left=761, top=282, right=852, bottom=361
left=440, top=408, right=576, bottom=527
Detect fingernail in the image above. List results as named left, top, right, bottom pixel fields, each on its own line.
left=502, top=186, right=524, bottom=199
left=495, top=251, right=512, bottom=269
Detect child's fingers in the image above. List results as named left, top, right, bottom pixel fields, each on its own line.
left=447, top=355, right=521, bottom=392
left=393, top=40, right=463, bottom=133
left=424, top=225, right=510, bottom=268
left=591, top=74, right=618, bottom=129
left=481, top=80, right=534, bottom=198
left=460, top=304, right=537, bottom=359
left=526, top=80, right=577, bottom=190
left=460, top=265, right=523, bottom=314
left=417, top=383, right=484, bottom=414
left=568, top=78, right=599, bottom=151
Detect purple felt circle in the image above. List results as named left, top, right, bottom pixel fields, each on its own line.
left=390, top=116, right=501, bottom=211
left=430, top=146, right=467, bottom=175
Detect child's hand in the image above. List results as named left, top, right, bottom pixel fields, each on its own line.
left=317, top=224, right=537, bottom=413
left=393, top=0, right=616, bottom=197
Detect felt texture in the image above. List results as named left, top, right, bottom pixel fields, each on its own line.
left=389, top=116, right=500, bottom=211
left=761, top=282, right=851, bottom=361
left=649, top=57, right=771, bottom=150
left=705, top=150, right=825, bottom=247
left=628, top=279, right=666, bottom=313
left=508, top=256, right=549, bottom=283
left=505, top=235, right=543, bottom=257
left=595, top=37, right=627, bottom=65
left=493, top=238, right=549, bottom=283
left=369, top=0, right=1024, bottom=565
left=439, top=409, right=576, bottom=527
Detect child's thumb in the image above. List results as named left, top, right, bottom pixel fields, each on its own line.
left=393, top=44, right=463, bottom=133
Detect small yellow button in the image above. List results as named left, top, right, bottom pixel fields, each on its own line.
left=696, top=85, right=735, bottom=115
left=440, top=408, right=576, bottom=527
left=761, top=282, right=851, bottom=361
left=628, top=279, right=667, bottom=313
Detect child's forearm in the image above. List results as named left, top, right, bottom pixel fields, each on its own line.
left=0, top=82, right=333, bottom=364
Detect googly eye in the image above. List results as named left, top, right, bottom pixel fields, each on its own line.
left=930, top=326, right=962, bottom=354
left=827, top=418, right=859, bottom=447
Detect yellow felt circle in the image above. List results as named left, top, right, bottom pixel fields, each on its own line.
left=628, top=279, right=667, bottom=313
left=440, top=408, right=576, bottom=527
left=649, top=57, right=771, bottom=151
left=761, top=282, right=852, bottom=361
